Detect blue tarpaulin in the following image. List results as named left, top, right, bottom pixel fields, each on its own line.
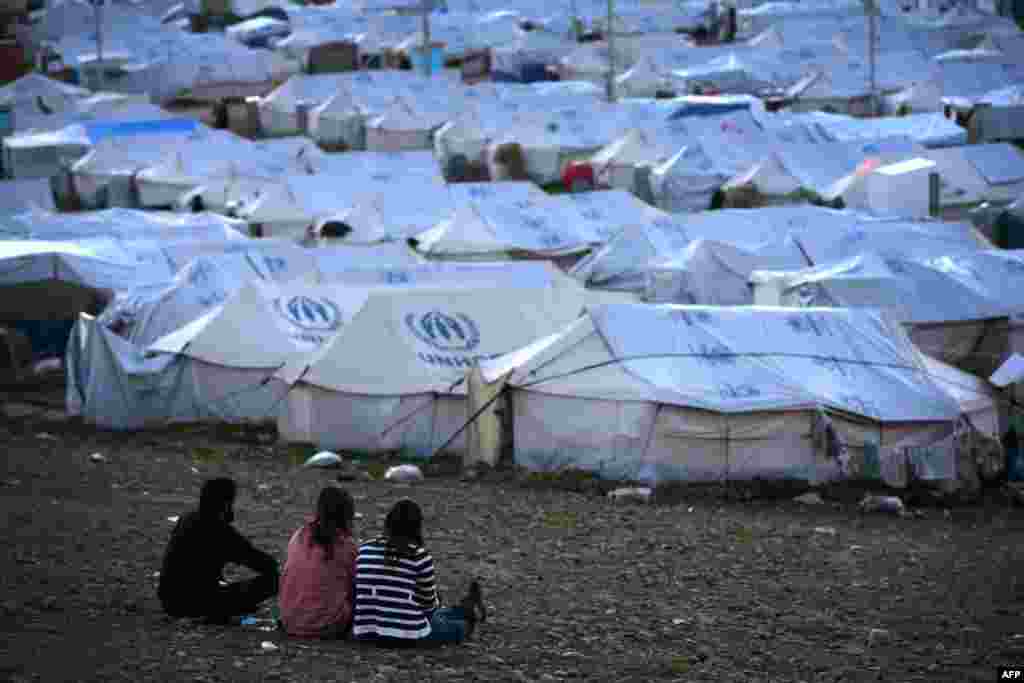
left=83, top=118, right=199, bottom=144
left=668, top=101, right=751, bottom=119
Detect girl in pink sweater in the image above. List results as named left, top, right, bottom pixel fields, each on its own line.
left=279, top=487, right=358, bottom=638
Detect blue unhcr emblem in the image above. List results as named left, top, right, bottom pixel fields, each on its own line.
left=276, top=296, right=341, bottom=332
left=406, top=311, right=481, bottom=352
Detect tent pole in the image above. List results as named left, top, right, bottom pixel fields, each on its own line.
left=94, top=0, right=105, bottom=91
left=606, top=0, right=616, bottom=102
left=421, top=0, right=432, bottom=77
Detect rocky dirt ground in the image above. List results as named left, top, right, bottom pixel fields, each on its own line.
left=2, top=388, right=1024, bottom=683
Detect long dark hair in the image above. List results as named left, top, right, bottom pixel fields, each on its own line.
left=199, top=477, right=236, bottom=522
left=310, top=486, right=355, bottom=560
left=384, top=498, right=424, bottom=561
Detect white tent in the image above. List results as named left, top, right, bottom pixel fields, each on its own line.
left=921, top=144, right=1024, bottom=213
left=107, top=241, right=319, bottom=348
left=234, top=161, right=451, bottom=241
left=0, top=179, right=56, bottom=214
left=477, top=303, right=998, bottom=486
left=571, top=205, right=989, bottom=293
left=0, top=207, right=247, bottom=242
left=1, top=102, right=182, bottom=179
left=0, top=73, right=91, bottom=110
left=569, top=211, right=694, bottom=291
left=259, top=70, right=463, bottom=138
left=107, top=241, right=424, bottom=348
left=0, top=234, right=259, bottom=351
left=751, top=249, right=1024, bottom=374
left=70, top=126, right=220, bottom=209
left=3, top=124, right=93, bottom=180
left=135, top=137, right=321, bottom=209
left=0, top=239, right=176, bottom=311
left=644, top=238, right=808, bottom=305
left=395, top=9, right=523, bottom=58
left=259, top=74, right=350, bottom=137
left=1, top=92, right=168, bottom=139
left=615, top=56, right=684, bottom=98
left=778, top=110, right=968, bottom=148
left=648, top=143, right=732, bottom=213
left=173, top=175, right=282, bottom=216
left=364, top=97, right=438, bottom=152
left=830, top=143, right=1024, bottom=217
left=274, top=281, right=588, bottom=455
left=491, top=26, right=576, bottom=75
left=410, top=181, right=594, bottom=259
left=724, top=136, right=925, bottom=200
left=308, top=91, right=368, bottom=149
left=67, top=279, right=366, bottom=429
left=589, top=128, right=681, bottom=192
left=558, top=189, right=669, bottom=244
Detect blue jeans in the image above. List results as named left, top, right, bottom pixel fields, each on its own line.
left=354, top=607, right=470, bottom=647
left=424, top=607, right=468, bottom=644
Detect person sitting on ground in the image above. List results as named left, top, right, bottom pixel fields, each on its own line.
left=279, top=486, right=359, bottom=639
left=352, top=498, right=486, bottom=646
left=158, top=477, right=279, bottom=623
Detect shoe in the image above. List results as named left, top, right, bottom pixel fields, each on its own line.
left=463, top=579, right=486, bottom=624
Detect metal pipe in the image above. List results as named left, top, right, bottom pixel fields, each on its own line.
left=94, top=0, right=105, bottom=91
left=421, top=0, right=431, bottom=76
left=606, top=0, right=615, bottom=102
left=865, top=0, right=877, bottom=117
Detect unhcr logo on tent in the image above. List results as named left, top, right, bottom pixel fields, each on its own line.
left=406, top=311, right=480, bottom=352
left=275, top=296, right=341, bottom=332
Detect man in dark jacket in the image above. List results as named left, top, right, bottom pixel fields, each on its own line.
left=158, top=477, right=279, bottom=621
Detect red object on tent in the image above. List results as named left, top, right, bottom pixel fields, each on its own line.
left=562, top=161, right=595, bottom=191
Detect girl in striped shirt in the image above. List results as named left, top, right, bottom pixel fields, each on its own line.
left=352, top=498, right=486, bottom=645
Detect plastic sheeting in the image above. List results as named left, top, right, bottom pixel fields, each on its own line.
left=571, top=206, right=988, bottom=294
left=66, top=313, right=291, bottom=429
left=645, top=237, right=807, bottom=305
left=135, top=136, right=321, bottom=209
left=481, top=303, right=997, bottom=485
left=750, top=249, right=1024, bottom=325
left=412, top=181, right=594, bottom=258
left=274, top=282, right=592, bottom=453
left=726, top=136, right=925, bottom=198
left=276, top=281, right=586, bottom=393
left=0, top=179, right=56, bottom=214
left=778, top=110, right=968, bottom=148
left=0, top=208, right=247, bottom=242
left=235, top=152, right=449, bottom=241
left=106, top=241, right=424, bottom=347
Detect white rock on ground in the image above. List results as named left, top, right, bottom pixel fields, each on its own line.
left=793, top=492, right=824, bottom=505
left=385, top=464, right=425, bottom=482
left=607, top=487, right=653, bottom=503
left=303, top=451, right=343, bottom=468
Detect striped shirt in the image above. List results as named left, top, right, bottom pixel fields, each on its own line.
left=352, top=538, right=440, bottom=640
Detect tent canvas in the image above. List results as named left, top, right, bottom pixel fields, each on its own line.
left=645, top=237, right=808, bottom=306
left=725, top=137, right=926, bottom=198
left=70, top=125, right=209, bottom=208
left=751, top=249, right=1024, bottom=374
left=108, top=241, right=424, bottom=347
left=559, top=189, right=670, bottom=244
left=478, top=303, right=997, bottom=485
left=0, top=207, right=247, bottom=242
left=570, top=206, right=988, bottom=293
left=134, top=136, right=321, bottom=209
left=411, top=181, right=594, bottom=258
left=0, top=179, right=56, bottom=214
left=274, top=282, right=588, bottom=455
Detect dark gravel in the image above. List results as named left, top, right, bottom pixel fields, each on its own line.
left=2, top=399, right=1024, bottom=683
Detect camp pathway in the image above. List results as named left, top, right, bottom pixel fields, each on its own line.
left=2, top=408, right=1024, bottom=682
